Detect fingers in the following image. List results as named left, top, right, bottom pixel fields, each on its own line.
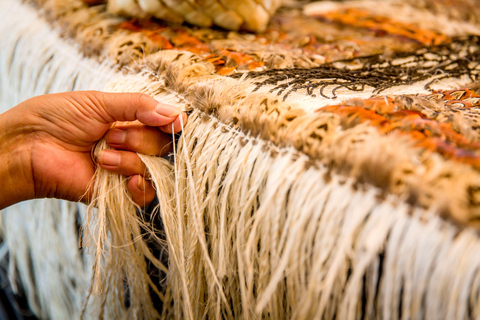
left=97, top=149, right=149, bottom=176
left=160, top=112, right=188, bottom=134
left=88, top=91, right=186, bottom=133
left=97, top=149, right=156, bottom=207
left=128, top=175, right=156, bottom=207
left=100, top=121, right=175, bottom=208
left=106, top=124, right=173, bottom=156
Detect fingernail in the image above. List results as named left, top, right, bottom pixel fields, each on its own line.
left=98, top=150, right=121, bottom=166
left=170, top=112, right=188, bottom=132
left=137, top=175, right=146, bottom=191
left=156, top=102, right=181, bottom=118
left=108, top=129, right=126, bottom=145
left=173, top=116, right=182, bottom=132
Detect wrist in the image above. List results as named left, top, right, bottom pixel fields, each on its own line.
left=0, top=109, right=35, bottom=209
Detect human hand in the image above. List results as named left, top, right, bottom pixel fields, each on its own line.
left=0, top=91, right=186, bottom=209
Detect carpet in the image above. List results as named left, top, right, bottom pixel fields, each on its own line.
left=1, top=0, right=480, bottom=318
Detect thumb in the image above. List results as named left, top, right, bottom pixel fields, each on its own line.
left=88, top=91, right=184, bottom=130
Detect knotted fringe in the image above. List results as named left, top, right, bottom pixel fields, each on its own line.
left=82, top=141, right=173, bottom=319
left=86, top=108, right=480, bottom=319
left=0, top=201, right=90, bottom=319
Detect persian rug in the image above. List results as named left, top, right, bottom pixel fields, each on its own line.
left=1, top=0, right=480, bottom=319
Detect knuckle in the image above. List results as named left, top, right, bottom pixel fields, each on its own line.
left=129, top=154, right=145, bottom=172
left=134, top=93, right=153, bottom=106
left=125, top=127, right=143, bottom=150
left=88, top=90, right=105, bottom=106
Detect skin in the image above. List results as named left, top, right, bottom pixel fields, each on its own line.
left=0, top=91, right=187, bottom=210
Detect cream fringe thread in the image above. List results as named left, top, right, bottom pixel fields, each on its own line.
left=82, top=142, right=174, bottom=319
left=87, top=106, right=480, bottom=319
left=95, top=56, right=480, bottom=318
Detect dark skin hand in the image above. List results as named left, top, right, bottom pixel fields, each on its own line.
left=0, top=91, right=187, bottom=210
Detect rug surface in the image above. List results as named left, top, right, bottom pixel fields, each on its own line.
left=2, top=0, right=480, bottom=319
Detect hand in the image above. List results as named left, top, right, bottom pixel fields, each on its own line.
left=0, top=91, right=187, bottom=209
